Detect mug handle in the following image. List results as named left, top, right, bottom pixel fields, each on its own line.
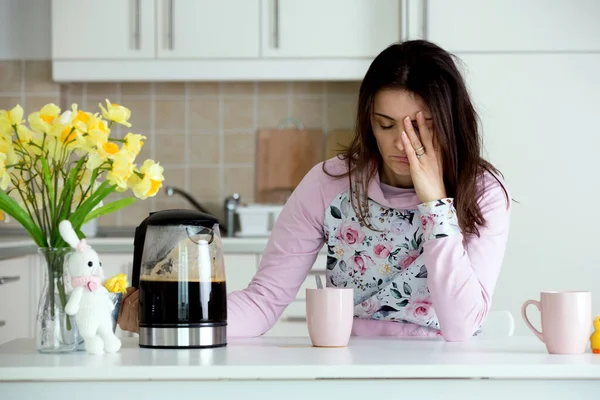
left=521, top=300, right=544, bottom=342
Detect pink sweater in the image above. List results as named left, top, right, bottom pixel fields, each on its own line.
left=226, top=157, right=511, bottom=341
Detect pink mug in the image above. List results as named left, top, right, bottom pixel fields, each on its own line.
left=522, top=291, right=592, bottom=354
left=306, top=288, right=354, bottom=347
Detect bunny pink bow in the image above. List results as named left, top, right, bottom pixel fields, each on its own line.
left=71, top=276, right=102, bottom=292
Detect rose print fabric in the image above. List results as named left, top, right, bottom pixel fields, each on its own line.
left=324, top=192, right=461, bottom=334
left=226, top=157, right=511, bottom=340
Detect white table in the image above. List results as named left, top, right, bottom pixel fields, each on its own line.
left=1, top=336, right=599, bottom=399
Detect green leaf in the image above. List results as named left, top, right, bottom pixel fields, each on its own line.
left=403, top=282, right=412, bottom=296
left=0, top=191, right=46, bottom=247
left=390, top=288, right=402, bottom=299
left=330, top=205, right=342, bottom=219
left=83, top=197, right=136, bottom=224
left=69, top=181, right=115, bottom=231
left=396, top=299, right=409, bottom=307
left=392, top=282, right=397, bottom=289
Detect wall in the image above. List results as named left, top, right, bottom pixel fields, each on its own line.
left=0, top=60, right=359, bottom=226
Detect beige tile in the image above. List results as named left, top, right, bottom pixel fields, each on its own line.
left=86, top=83, right=118, bottom=97
left=325, top=81, right=361, bottom=96
left=87, top=96, right=115, bottom=112
left=25, top=96, right=61, bottom=114
left=224, top=167, right=255, bottom=202
left=161, top=166, right=187, bottom=190
left=0, top=97, right=22, bottom=112
left=224, top=133, right=256, bottom=164
left=327, top=98, right=358, bottom=130
left=189, top=134, right=220, bottom=165
left=221, top=82, right=254, bottom=96
left=223, top=98, right=256, bottom=130
left=63, top=83, right=84, bottom=98
left=24, top=61, right=58, bottom=93
left=98, top=211, right=119, bottom=227
left=154, top=198, right=188, bottom=212
left=154, top=134, right=186, bottom=165
left=121, top=97, right=152, bottom=132
left=189, top=167, right=222, bottom=202
left=154, top=99, right=186, bottom=131
left=291, top=98, right=323, bottom=129
left=258, top=97, right=288, bottom=129
left=293, top=81, right=324, bottom=95
left=0, top=61, right=22, bottom=93
left=121, top=200, right=154, bottom=227
left=258, top=82, right=290, bottom=95
left=121, top=83, right=151, bottom=96
left=188, top=82, right=219, bottom=96
left=155, top=82, right=185, bottom=97
left=189, top=98, right=219, bottom=131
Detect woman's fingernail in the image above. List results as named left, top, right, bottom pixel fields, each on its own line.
left=402, top=131, right=407, bottom=138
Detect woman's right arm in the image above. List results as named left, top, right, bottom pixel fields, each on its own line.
left=226, top=164, right=327, bottom=337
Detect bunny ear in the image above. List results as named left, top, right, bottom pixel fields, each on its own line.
left=59, top=220, right=80, bottom=249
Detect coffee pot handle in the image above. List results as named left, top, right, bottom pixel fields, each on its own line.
left=522, top=300, right=544, bottom=342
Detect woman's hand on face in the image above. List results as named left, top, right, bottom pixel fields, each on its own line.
left=118, top=287, right=140, bottom=333
left=400, top=112, right=447, bottom=203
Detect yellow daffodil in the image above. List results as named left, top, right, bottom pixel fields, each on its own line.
left=0, top=210, right=3, bottom=221
left=0, top=105, right=25, bottom=126
left=103, top=273, right=129, bottom=293
left=130, top=159, right=164, bottom=200
left=0, top=153, right=11, bottom=190
left=28, top=103, right=61, bottom=134
left=99, top=99, right=131, bottom=127
left=107, top=149, right=135, bottom=191
left=123, top=132, right=145, bottom=156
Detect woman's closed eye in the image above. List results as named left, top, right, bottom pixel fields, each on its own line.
left=379, top=123, right=395, bottom=130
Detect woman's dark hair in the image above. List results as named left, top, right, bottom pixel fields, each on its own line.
left=323, top=39, right=509, bottom=237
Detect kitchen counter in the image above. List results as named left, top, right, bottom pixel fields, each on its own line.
left=1, top=336, right=599, bottom=399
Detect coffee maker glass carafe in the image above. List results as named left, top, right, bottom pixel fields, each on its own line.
left=133, top=209, right=227, bottom=349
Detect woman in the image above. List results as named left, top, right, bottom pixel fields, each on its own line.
left=119, top=39, right=511, bottom=341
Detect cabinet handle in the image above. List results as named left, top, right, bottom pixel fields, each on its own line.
left=167, top=0, right=174, bottom=50
left=422, top=0, right=429, bottom=39
left=133, top=0, right=141, bottom=50
left=273, top=0, right=279, bottom=49
left=0, top=276, right=20, bottom=285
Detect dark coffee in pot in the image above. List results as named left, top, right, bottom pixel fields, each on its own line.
left=139, top=277, right=227, bottom=326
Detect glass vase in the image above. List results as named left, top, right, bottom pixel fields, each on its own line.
left=35, top=247, right=78, bottom=353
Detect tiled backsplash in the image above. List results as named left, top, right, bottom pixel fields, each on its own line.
left=0, top=61, right=359, bottom=227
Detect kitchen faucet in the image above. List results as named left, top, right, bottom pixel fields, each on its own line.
left=164, top=186, right=230, bottom=235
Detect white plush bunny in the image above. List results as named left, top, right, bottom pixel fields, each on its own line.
left=60, top=220, right=122, bottom=355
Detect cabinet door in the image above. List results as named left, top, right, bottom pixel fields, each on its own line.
left=261, top=0, right=401, bottom=58
left=426, top=0, right=600, bottom=52
left=224, top=254, right=258, bottom=293
left=51, top=0, right=156, bottom=59
left=0, top=258, right=31, bottom=344
left=156, top=0, right=260, bottom=58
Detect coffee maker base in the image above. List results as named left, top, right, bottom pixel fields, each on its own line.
left=139, top=325, right=227, bottom=349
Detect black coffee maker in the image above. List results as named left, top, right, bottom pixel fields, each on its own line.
left=132, top=209, right=227, bottom=348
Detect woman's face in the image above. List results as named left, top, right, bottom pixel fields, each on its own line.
left=371, top=89, right=434, bottom=188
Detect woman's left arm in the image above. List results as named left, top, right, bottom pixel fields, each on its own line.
left=418, top=175, right=511, bottom=341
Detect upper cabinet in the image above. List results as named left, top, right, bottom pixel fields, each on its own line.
left=50, top=0, right=407, bottom=81
left=156, top=0, right=260, bottom=59
left=425, top=0, right=600, bottom=52
left=260, top=0, right=400, bottom=58
left=51, top=0, right=156, bottom=59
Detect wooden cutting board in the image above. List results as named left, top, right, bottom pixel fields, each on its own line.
left=324, top=129, right=354, bottom=159
left=256, top=128, right=324, bottom=204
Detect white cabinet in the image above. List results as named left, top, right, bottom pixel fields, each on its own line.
left=156, top=0, right=260, bottom=59
left=224, top=254, right=259, bottom=293
left=0, top=257, right=32, bottom=344
left=425, top=0, right=600, bottom=52
left=51, top=0, right=156, bottom=59
left=260, top=0, right=400, bottom=58
left=458, top=53, right=600, bottom=334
